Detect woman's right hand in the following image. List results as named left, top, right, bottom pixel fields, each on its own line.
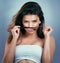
left=11, top=26, right=20, bottom=39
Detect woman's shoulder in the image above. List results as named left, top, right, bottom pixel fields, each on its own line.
left=38, top=35, right=55, bottom=48
left=33, top=38, right=44, bottom=48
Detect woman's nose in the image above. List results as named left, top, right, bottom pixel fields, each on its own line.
left=29, top=23, right=33, bottom=27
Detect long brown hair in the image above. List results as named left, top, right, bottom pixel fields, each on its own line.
left=7, top=15, right=17, bottom=43
left=7, top=1, right=45, bottom=44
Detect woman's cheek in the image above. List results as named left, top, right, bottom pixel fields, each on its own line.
left=33, top=23, right=39, bottom=27
left=23, top=23, right=29, bottom=27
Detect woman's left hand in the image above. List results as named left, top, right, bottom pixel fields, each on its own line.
left=44, top=25, right=53, bottom=37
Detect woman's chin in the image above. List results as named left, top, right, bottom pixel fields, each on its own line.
left=28, top=32, right=34, bottom=34
left=26, top=31, right=35, bottom=34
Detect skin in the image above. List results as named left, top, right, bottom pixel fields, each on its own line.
left=2, top=15, right=55, bottom=63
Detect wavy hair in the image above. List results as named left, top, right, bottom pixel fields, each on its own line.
left=7, top=1, right=45, bottom=43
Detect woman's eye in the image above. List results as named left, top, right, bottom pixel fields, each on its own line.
left=24, top=21, right=28, bottom=23
left=33, top=20, right=37, bottom=22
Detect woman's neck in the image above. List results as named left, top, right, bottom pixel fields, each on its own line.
left=25, top=32, right=38, bottom=39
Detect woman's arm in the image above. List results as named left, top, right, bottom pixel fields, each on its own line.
left=42, top=25, right=55, bottom=63
left=2, top=38, right=17, bottom=63
left=2, top=26, right=20, bottom=63
left=42, top=35, right=55, bottom=63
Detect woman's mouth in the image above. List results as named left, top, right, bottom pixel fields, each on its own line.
left=27, top=29, right=34, bottom=32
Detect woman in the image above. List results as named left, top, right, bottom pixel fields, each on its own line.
left=3, top=1, right=55, bottom=63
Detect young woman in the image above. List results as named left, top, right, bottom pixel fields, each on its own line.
left=2, top=1, right=55, bottom=63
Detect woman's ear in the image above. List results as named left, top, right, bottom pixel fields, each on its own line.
left=39, top=20, right=41, bottom=24
left=39, top=21, right=41, bottom=26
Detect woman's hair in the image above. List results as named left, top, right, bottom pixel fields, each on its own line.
left=7, top=1, right=45, bottom=43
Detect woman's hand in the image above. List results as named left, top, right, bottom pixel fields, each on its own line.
left=11, top=26, right=20, bottom=39
left=44, top=25, right=53, bottom=37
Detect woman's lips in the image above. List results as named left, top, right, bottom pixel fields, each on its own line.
left=27, top=29, right=34, bottom=32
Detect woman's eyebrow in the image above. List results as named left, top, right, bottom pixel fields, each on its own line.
left=23, top=19, right=37, bottom=22
left=32, top=19, right=37, bottom=21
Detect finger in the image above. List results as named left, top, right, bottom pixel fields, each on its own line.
left=44, top=25, right=48, bottom=28
left=44, top=25, right=47, bottom=30
left=16, top=28, right=20, bottom=34
left=14, top=25, right=20, bottom=28
left=47, top=27, right=53, bottom=33
left=15, top=26, right=20, bottom=28
left=13, top=26, right=20, bottom=30
left=44, top=25, right=51, bottom=30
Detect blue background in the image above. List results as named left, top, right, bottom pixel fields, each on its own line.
left=0, top=0, right=60, bottom=63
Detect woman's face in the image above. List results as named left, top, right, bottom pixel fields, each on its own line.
left=22, top=14, right=41, bottom=34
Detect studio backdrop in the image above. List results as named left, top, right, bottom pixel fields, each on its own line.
left=0, top=0, right=60, bottom=63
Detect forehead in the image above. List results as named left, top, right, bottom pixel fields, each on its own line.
left=22, top=14, right=39, bottom=20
